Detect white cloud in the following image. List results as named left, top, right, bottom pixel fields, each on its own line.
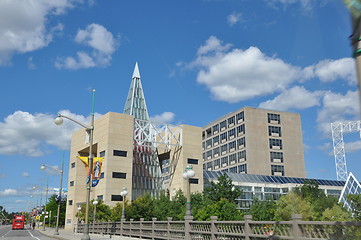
left=191, top=36, right=301, bottom=103
left=0, top=110, right=101, bottom=156
left=187, top=36, right=356, bottom=104
left=345, top=141, right=361, bottom=153
left=55, top=23, right=118, bottom=70
left=22, top=172, right=30, bottom=177
left=227, top=12, right=242, bottom=26
left=317, top=90, right=360, bottom=136
left=0, top=189, right=18, bottom=196
left=303, top=58, right=356, bottom=85
left=267, top=0, right=313, bottom=11
left=258, top=86, right=322, bottom=111
left=0, top=0, right=75, bottom=65
left=150, top=112, right=175, bottom=124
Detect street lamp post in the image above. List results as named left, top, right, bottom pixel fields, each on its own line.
left=182, top=165, right=195, bottom=217
left=54, top=89, right=95, bottom=240
left=120, top=188, right=128, bottom=219
left=40, top=162, right=64, bottom=235
left=92, top=200, right=98, bottom=222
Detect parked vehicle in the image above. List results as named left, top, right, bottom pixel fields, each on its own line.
left=12, top=215, right=25, bottom=230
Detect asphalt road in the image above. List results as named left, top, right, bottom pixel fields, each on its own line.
left=0, top=225, right=58, bottom=240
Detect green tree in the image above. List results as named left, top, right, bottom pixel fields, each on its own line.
left=346, top=194, right=361, bottom=221
left=250, top=198, right=277, bottom=221
left=195, top=198, right=243, bottom=221
left=274, top=192, right=313, bottom=221
left=203, top=174, right=242, bottom=204
left=126, top=193, right=154, bottom=220
left=44, top=195, right=66, bottom=227
left=321, top=204, right=352, bottom=221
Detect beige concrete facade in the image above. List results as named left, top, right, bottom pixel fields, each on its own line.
left=65, top=112, right=203, bottom=230
left=202, top=107, right=305, bottom=178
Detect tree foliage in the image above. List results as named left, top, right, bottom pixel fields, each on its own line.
left=250, top=198, right=277, bottom=221
left=346, top=194, right=361, bottom=221
left=203, top=174, right=242, bottom=204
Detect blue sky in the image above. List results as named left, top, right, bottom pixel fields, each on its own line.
left=0, top=0, right=360, bottom=213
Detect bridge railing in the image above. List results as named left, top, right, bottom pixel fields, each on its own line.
left=76, top=214, right=361, bottom=240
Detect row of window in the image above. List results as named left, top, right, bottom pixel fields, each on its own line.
left=203, top=112, right=245, bottom=139
left=204, top=151, right=247, bottom=170
left=203, top=138, right=246, bottom=160
left=69, top=171, right=127, bottom=186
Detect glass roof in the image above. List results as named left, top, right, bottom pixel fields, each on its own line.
left=204, top=171, right=346, bottom=187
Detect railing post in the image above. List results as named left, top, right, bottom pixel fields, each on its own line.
left=152, top=217, right=157, bottom=240
left=140, top=218, right=144, bottom=239
left=244, top=215, right=252, bottom=240
left=210, top=216, right=218, bottom=240
left=184, top=215, right=193, bottom=240
left=130, top=219, right=133, bottom=237
left=291, top=214, right=302, bottom=240
left=167, top=217, right=173, bottom=239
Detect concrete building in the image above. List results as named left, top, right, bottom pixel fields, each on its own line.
left=64, top=63, right=203, bottom=229
left=202, top=107, right=305, bottom=178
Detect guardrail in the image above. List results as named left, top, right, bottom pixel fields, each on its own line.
left=76, top=214, right=361, bottom=240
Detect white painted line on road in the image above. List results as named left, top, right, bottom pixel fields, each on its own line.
left=1, top=229, right=11, bottom=238
left=27, top=228, right=41, bottom=240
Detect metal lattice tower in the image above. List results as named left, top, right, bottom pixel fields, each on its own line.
left=331, top=121, right=361, bottom=181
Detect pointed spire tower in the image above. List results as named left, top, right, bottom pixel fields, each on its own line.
left=123, top=62, right=150, bottom=120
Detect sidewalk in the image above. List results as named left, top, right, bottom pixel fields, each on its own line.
left=38, top=227, right=140, bottom=240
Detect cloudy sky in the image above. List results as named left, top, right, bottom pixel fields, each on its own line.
left=0, top=0, right=359, bottom=212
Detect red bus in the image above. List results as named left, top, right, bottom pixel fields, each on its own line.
left=12, top=215, right=25, bottom=230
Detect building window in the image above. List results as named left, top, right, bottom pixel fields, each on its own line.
left=97, top=195, right=103, bottom=200
left=213, top=124, right=219, bottom=133
left=213, top=135, right=219, bottom=146
left=236, top=111, right=245, bottom=123
left=206, top=139, right=212, bottom=149
left=68, top=200, right=73, bottom=206
left=113, top=150, right=127, bottom=157
left=229, top=153, right=237, bottom=165
left=271, top=165, right=285, bottom=176
left=206, top=162, right=212, bottom=171
left=237, top=137, right=246, bottom=149
left=220, top=120, right=227, bottom=131
left=112, top=172, right=127, bottom=179
left=270, top=152, right=284, bottom=163
left=187, top=158, right=198, bottom=164
left=111, top=195, right=123, bottom=201
left=228, top=141, right=236, bottom=151
left=202, top=142, right=205, bottom=150
left=238, top=164, right=247, bottom=173
left=269, top=139, right=282, bottom=149
left=99, top=151, right=105, bottom=157
left=269, top=126, right=282, bottom=137
left=213, top=147, right=220, bottom=157
left=71, top=162, right=75, bottom=168
left=214, top=159, right=220, bottom=169
left=70, top=181, right=74, bottom=186
left=236, top=124, right=245, bottom=136
left=268, top=113, right=281, bottom=124
left=206, top=128, right=212, bottom=138
left=220, top=132, right=227, bottom=142
left=206, top=150, right=212, bottom=159
left=228, top=116, right=235, bottom=126
left=221, top=156, right=228, bottom=167
left=228, top=128, right=236, bottom=139
left=189, top=178, right=199, bottom=184
left=238, top=150, right=246, bottom=162
left=220, top=144, right=228, bottom=155
left=229, top=167, right=237, bottom=173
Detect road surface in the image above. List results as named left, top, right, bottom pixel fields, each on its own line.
left=0, top=225, right=58, bottom=240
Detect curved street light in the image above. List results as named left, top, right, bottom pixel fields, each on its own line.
left=54, top=89, right=95, bottom=240
left=182, top=165, right=195, bottom=217
left=120, top=188, right=128, bottom=219
left=40, top=163, right=64, bottom=235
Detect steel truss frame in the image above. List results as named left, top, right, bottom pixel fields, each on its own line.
left=331, top=121, right=361, bottom=181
